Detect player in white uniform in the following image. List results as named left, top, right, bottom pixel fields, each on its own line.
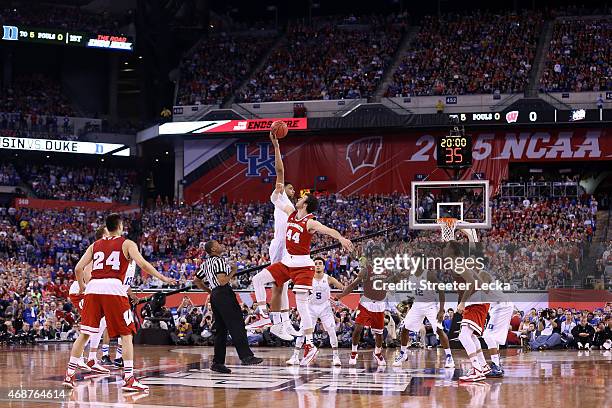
left=393, top=268, right=455, bottom=368
left=248, top=130, right=300, bottom=340
left=111, top=260, right=137, bottom=367
left=286, top=257, right=345, bottom=366
left=480, top=270, right=514, bottom=377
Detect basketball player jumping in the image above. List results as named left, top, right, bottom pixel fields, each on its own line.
left=336, top=244, right=388, bottom=367
left=251, top=135, right=354, bottom=366
left=68, top=226, right=110, bottom=374
left=286, top=256, right=345, bottom=366
left=62, top=213, right=176, bottom=391
left=393, top=263, right=455, bottom=368
left=247, top=131, right=302, bottom=341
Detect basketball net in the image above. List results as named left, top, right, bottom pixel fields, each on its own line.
left=437, top=217, right=458, bottom=242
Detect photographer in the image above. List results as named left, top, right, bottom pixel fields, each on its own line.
left=571, top=316, right=595, bottom=350
left=529, top=309, right=561, bottom=350
left=171, top=317, right=193, bottom=345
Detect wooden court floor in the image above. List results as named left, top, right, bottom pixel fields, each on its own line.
left=0, top=344, right=610, bottom=408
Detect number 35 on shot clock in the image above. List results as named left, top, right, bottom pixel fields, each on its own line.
left=436, top=134, right=472, bottom=168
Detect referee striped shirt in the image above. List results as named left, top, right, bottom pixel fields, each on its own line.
left=196, top=256, right=230, bottom=289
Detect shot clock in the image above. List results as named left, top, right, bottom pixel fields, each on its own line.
left=436, top=133, right=472, bottom=168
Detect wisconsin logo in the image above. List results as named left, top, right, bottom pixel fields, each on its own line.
left=346, top=137, right=383, bottom=174
left=236, top=142, right=276, bottom=177
left=505, top=111, right=519, bottom=123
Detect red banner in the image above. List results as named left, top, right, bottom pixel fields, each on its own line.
left=160, top=118, right=307, bottom=135
left=13, top=198, right=139, bottom=212
left=184, top=127, right=611, bottom=203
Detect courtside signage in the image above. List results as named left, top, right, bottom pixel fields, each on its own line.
left=159, top=118, right=308, bottom=135
left=0, top=136, right=130, bottom=156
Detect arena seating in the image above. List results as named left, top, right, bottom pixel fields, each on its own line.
left=0, top=74, right=75, bottom=118
left=386, top=11, right=544, bottom=96
left=176, top=32, right=276, bottom=106
left=540, top=18, right=612, bottom=92
left=237, top=15, right=404, bottom=102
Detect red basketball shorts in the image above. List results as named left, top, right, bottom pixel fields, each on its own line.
left=69, top=293, right=85, bottom=314
left=461, top=303, right=490, bottom=335
left=80, top=293, right=135, bottom=338
left=268, top=262, right=315, bottom=289
left=355, top=304, right=385, bottom=334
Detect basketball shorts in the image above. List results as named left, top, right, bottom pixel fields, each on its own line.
left=484, top=303, right=514, bottom=345
left=355, top=304, right=385, bottom=334
left=309, top=303, right=336, bottom=330
left=80, top=293, right=135, bottom=338
left=461, top=303, right=490, bottom=336
left=402, top=302, right=440, bottom=332
left=268, top=261, right=314, bottom=291
left=69, top=293, right=85, bottom=314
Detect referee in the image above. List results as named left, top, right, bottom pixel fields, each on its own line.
left=193, top=240, right=263, bottom=374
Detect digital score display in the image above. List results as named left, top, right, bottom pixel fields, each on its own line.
left=436, top=134, right=473, bottom=168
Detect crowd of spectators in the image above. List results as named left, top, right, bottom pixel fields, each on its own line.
left=176, top=32, right=276, bottom=106
left=0, top=3, right=132, bottom=34
left=0, top=163, right=21, bottom=186
left=21, top=164, right=136, bottom=203
left=238, top=15, right=404, bottom=102
left=540, top=18, right=611, bottom=92
left=0, top=75, right=75, bottom=117
left=386, top=11, right=543, bottom=97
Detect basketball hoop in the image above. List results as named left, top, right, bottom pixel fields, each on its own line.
left=437, top=217, right=459, bottom=242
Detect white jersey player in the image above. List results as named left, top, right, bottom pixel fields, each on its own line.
left=394, top=268, right=455, bottom=368
left=286, top=257, right=344, bottom=366
left=112, top=260, right=137, bottom=367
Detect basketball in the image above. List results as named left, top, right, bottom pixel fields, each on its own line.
left=271, top=120, right=288, bottom=139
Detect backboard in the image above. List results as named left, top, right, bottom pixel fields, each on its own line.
left=410, top=180, right=490, bottom=230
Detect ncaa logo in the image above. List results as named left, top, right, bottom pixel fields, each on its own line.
left=2, top=26, right=18, bottom=41
left=505, top=111, right=519, bottom=123
left=236, top=143, right=276, bottom=177
left=346, top=136, right=383, bottom=174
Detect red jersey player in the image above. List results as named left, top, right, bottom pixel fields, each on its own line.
left=251, top=144, right=353, bottom=365
left=62, top=213, right=176, bottom=392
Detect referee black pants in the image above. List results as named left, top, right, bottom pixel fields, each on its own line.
left=210, top=285, right=254, bottom=364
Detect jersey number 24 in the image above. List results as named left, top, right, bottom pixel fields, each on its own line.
left=93, top=251, right=121, bottom=271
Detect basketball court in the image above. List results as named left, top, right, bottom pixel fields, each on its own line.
left=2, top=344, right=609, bottom=407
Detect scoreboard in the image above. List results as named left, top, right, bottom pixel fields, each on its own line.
left=436, top=134, right=472, bottom=168
left=449, top=108, right=610, bottom=126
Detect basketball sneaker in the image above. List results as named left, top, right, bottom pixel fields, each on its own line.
left=284, top=320, right=303, bottom=337
left=87, top=359, right=111, bottom=374
left=373, top=351, right=386, bottom=366
left=332, top=354, right=342, bottom=366
left=444, top=354, right=455, bottom=368
left=349, top=352, right=358, bottom=365
left=245, top=313, right=272, bottom=330
left=113, top=357, right=124, bottom=368
left=481, top=364, right=492, bottom=376
left=286, top=351, right=300, bottom=365
left=270, top=323, right=294, bottom=341
left=100, top=355, right=113, bottom=366
left=77, top=358, right=92, bottom=372
left=122, top=376, right=150, bottom=393
left=485, top=362, right=504, bottom=378
left=300, top=344, right=318, bottom=366
left=459, top=367, right=486, bottom=382
left=392, top=351, right=408, bottom=367
left=62, top=373, right=76, bottom=389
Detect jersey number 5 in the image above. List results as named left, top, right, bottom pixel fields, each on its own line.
left=93, top=251, right=121, bottom=271
left=286, top=230, right=300, bottom=244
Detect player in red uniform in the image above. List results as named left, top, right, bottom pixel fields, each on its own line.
left=336, top=244, right=389, bottom=366
left=68, top=225, right=110, bottom=374
left=251, top=187, right=353, bottom=366
left=62, top=213, right=176, bottom=392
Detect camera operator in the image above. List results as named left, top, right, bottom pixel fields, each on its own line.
left=529, top=309, right=561, bottom=350
left=571, top=315, right=595, bottom=350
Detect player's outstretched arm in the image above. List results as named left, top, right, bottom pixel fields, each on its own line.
left=75, top=244, right=94, bottom=293
left=124, top=240, right=176, bottom=285
left=307, top=219, right=354, bottom=252
left=428, top=269, right=446, bottom=321
left=336, top=269, right=365, bottom=299
left=328, top=276, right=345, bottom=292
left=270, top=132, right=284, bottom=191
